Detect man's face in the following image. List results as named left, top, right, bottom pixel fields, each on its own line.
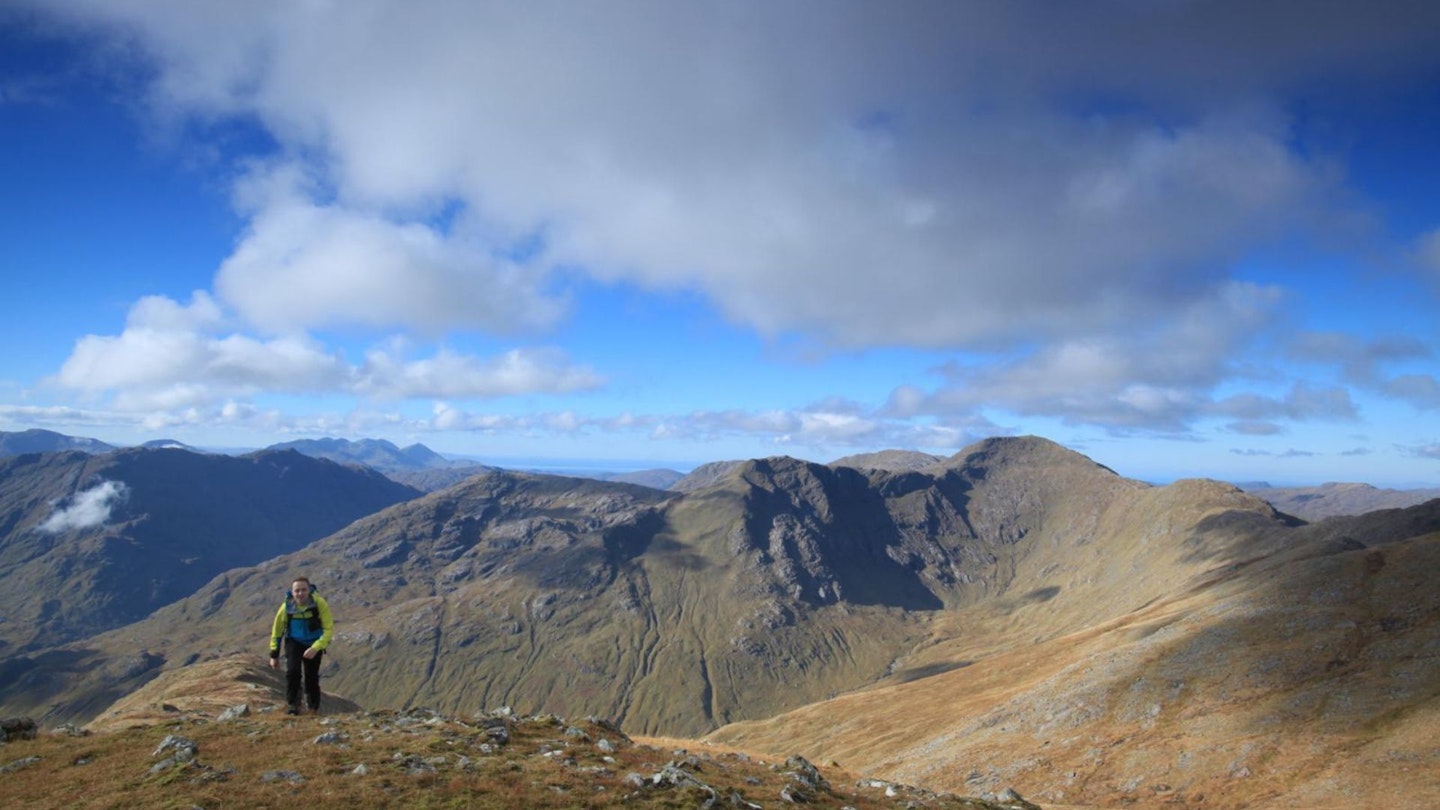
left=292, top=581, right=311, bottom=602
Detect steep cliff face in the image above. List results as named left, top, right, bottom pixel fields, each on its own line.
left=708, top=492, right=1440, bottom=810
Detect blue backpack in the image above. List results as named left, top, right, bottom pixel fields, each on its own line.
left=283, top=586, right=324, bottom=643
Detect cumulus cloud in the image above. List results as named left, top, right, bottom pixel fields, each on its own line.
left=1384, top=375, right=1440, bottom=410
left=884, top=282, right=1289, bottom=431
left=34, top=0, right=1434, bottom=350
left=37, top=480, right=128, bottom=533
left=356, top=345, right=602, bottom=399
left=217, top=163, right=567, bottom=335
left=20, top=0, right=1440, bottom=444
left=1288, top=331, right=1430, bottom=384
left=428, top=400, right=981, bottom=455
left=1288, top=331, right=1439, bottom=410
left=1226, top=421, right=1285, bottom=437
left=50, top=290, right=598, bottom=411
left=53, top=294, right=350, bottom=409
left=1215, top=383, right=1358, bottom=423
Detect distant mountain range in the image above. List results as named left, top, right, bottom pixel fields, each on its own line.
left=267, top=436, right=461, bottom=471
left=0, top=431, right=691, bottom=493
left=0, top=428, right=116, bottom=456
left=7, top=429, right=1437, bottom=518
left=0, top=434, right=1436, bottom=807
left=1240, top=480, right=1440, bottom=521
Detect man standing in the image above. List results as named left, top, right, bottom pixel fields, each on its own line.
left=268, top=576, right=334, bottom=715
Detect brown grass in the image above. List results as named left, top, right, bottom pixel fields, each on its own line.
left=707, top=531, right=1440, bottom=810
left=0, top=709, right=1041, bottom=810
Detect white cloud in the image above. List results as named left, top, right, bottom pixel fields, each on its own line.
left=18, top=0, right=1440, bottom=450
left=422, top=400, right=980, bottom=457
left=1287, top=331, right=1438, bottom=410
left=34, top=1, right=1427, bottom=350
left=1287, top=331, right=1431, bottom=385
left=887, top=282, right=1291, bottom=431
left=37, top=479, right=128, bottom=533
left=1213, top=383, right=1358, bottom=430
left=54, top=307, right=349, bottom=410
left=356, top=346, right=602, bottom=399
left=216, top=164, right=567, bottom=335
left=49, top=273, right=601, bottom=411
left=127, top=291, right=226, bottom=331
left=0, top=404, right=127, bottom=430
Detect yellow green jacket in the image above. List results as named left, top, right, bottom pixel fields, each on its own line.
left=269, top=593, right=334, bottom=654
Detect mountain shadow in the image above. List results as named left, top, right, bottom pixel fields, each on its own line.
left=2, top=437, right=1197, bottom=739
left=705, top=490, right=1440, bottom=809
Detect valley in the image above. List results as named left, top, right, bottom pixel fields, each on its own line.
left=0, top=434, right=1436, bottom=808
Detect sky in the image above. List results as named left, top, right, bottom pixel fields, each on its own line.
left=2, top=1, right=1440, bottom=487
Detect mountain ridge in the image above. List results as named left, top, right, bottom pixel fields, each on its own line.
left=1, top=437, right=1292, bottom=735
left=1240, top=480, right=1440, bottom=521
left=0, top=428, right=116, bottom=456
left=706, top=497, right=1440, bottom=808
left=0, top=446, right=420, bottom=654
left=1, top=434, right=1436, bottom=808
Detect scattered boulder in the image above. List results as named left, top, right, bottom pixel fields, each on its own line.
left=152, top=734, right=198, bottom=762
left=650, top=762, right=721, bottom=805
left=781, top=753, right=829, bottom=791
left=217, top=704, right=250, bottom=722
left=0, top=755, right=42, bottom=774
left=777, top=753, right=829, bottom=802
left=983, top=787, right=1041, bottom=810
left=0, top=717, right=37, bottom=743
left=150, top=734, right=201, bottom=774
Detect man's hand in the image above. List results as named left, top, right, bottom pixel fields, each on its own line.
left=269, top=657, right=279, bottom=670
left=302, top=646, right=318, bottom=660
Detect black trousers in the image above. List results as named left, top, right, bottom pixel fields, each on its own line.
left=284, top=637, right=324, bottom=711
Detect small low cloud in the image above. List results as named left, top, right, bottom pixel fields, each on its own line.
left=37, top=480, right=129, bottom=533
left=1417, top=228, right=1440, bottom=282
left=427, top=400, right=984, bottom=456
left=1225, top=420, right=1284, bottom=436
left=1229, top=447, right=1318, bottom=459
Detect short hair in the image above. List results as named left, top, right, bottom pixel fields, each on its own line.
left=292, top=577, right=312, bottom=587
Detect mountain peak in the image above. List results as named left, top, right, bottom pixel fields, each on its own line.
left=0, top=428, right=115, bottom=457
left=266, top=437, right=461, bottom=473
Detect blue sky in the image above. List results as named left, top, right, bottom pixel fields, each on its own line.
left=3, top=1, right=1440, bottom=486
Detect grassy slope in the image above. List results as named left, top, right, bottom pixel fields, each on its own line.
left=0, top=655, right=1044, bottom=810
left=707, top=520, right=1440, bottom=809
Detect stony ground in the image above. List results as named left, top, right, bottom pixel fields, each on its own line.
left=0, top=704, right=1049, bottom=810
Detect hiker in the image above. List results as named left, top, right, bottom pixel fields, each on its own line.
left=268, top=576, right=334, bottom=715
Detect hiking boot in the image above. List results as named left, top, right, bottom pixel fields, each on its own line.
left=285, top=705, right=301, bottom=715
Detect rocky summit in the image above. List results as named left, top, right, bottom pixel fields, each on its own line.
left=0, top=656, right=1043, bottom=810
